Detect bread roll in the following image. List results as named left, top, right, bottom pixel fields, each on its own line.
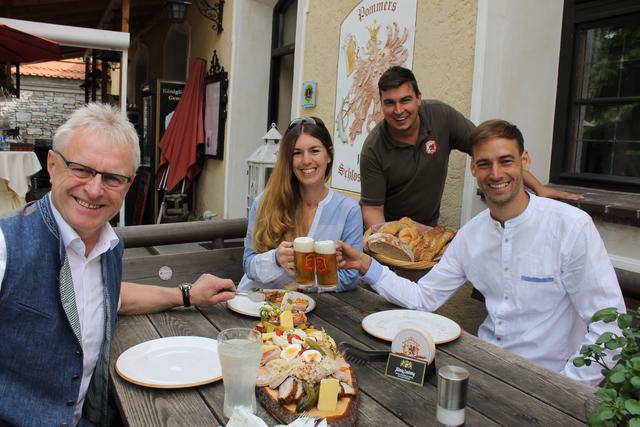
left=378, top=221, right=404, bottom=236
left=367, top=232, right=415, bottom=262
left=399, top=217, right=419, bottom=229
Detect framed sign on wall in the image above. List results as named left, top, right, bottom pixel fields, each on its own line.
left=203, top=50, right=228, bottom=159
left=331, top=0, right=417, bottom=193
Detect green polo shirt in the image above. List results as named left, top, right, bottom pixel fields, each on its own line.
left=359, top=99, right=474, bottom=226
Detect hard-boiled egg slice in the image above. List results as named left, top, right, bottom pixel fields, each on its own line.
left=301, top=349, right=323, bottom=363
left=280, top=344, right=302, bottom=361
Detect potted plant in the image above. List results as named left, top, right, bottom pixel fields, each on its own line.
left=573, top=307, right=640, bottom=426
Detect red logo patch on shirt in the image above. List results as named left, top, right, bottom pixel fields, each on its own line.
left=423, top=139, right=438, bottom=156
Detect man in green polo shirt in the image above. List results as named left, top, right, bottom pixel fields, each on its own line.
left=359, top=66, right=582, bottom=228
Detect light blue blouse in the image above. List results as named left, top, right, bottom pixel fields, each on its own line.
left=238, top=189, right=363, bottom=292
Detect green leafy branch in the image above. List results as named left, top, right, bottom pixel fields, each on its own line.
left=574, top=307, right=640, bottom=426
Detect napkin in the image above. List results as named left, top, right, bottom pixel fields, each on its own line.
left=286, top=417, right=328, bottom=427
left=226, top=407, right=327, bottom=427
left=226, top=408, right=268, bottom=427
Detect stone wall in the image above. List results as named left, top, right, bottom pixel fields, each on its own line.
left=0, top=76, right=96, bottom=140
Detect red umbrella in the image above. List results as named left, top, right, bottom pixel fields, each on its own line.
left=0, top=24, right=61, bottom=63
left=158, top=57, right=206, bottom=192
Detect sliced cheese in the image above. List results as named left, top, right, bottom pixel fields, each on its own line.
left=317, top=378, right=339, bottom=412
left=279, top=310, right=294, bottom=330
left=262, top=344, right=279, bottom=353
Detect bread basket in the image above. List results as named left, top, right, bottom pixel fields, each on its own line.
left=363, top=227, right=439, bottom=270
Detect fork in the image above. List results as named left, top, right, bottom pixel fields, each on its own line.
left=338, top=341, right=389, bottom=366
left=294, top=411, right=319, bottom=426
left=231, top=288, right=265, bottom=302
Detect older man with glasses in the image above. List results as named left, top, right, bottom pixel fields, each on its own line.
left=0, top=103, right=236, bottom=427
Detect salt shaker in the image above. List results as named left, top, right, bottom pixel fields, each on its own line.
left=436, top=365, right=469, bottom=426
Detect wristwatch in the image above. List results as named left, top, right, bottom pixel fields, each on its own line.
left=178, top=282, right=192, bottom=307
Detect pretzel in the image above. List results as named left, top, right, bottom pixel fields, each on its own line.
left=413, top=227, right=456, bottom=262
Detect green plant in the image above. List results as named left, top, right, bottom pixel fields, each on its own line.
left=573, top=307, right=640, bottom=426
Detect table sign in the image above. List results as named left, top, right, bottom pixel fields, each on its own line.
left=385, top=328, right=436, bottom=386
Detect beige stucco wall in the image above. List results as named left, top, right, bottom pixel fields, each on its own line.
left=186, top=0, right=234, bottom=218
left=301, top=0, right=477, bottom=228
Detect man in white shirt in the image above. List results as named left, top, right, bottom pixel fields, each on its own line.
left=338, top=119, right=625, bottom=386
left=0, top=103, right=235, bottom=427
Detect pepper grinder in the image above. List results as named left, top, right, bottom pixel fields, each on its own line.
left=436, top=365, right=470, bottom=426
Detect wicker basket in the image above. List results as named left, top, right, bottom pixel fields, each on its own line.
left=363, top=227, right=438, bottom=270
left=366, top=250, right=437, bottom=270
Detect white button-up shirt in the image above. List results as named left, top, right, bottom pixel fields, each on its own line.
left=0, top=195, right=119, bottom=425
left=362, top=194, right=626, bottom=386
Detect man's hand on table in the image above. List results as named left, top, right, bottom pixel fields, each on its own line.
left=119, top=275, right=236, bottom=315
left=536, top=185, right=584, bottom=201
left=189, top=274, right=236, bottom=306
left=336, top=240, right=372, bottom=275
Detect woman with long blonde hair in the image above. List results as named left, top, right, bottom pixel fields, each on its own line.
left=238, top=117, right=363, bottom=292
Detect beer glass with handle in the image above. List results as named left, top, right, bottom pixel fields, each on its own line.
left=314, top=240, right=338, bottom=292
left=217, top=328, right=262, bottom=418
left=293, top=237, right=315, bottom=290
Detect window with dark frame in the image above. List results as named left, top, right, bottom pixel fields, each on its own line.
left=551, top=0, right=640, bottom=193
left=268, top=0, right=297, bottom=132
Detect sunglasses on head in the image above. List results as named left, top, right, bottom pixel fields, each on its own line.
left=287, top=116, right=326, bottom=132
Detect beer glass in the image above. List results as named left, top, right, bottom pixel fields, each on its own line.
left=217, top=328, right=262, bottom=418
left=293, top=237, right=315, bottom=289
left=314, top=240, right=338, bottom=291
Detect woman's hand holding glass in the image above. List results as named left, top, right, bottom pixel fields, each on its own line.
left=276, top=241, right=295, bottom=275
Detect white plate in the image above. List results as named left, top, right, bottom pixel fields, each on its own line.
left=227, top=291, right=316, bottom=317
left=116, top=336, right=221, bottom=388
left=361, top=310, right=461, bottom=344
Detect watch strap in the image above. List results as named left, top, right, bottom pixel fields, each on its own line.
left=179, top=283, right=191, bottom=307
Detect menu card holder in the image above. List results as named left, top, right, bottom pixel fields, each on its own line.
left=384, top=328, right=437, bottom=387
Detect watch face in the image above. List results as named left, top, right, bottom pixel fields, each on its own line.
left=158, top=266, right=173, bottom=281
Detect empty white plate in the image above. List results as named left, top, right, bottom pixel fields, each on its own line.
left=116, top=336, right=221, bottom=388
left=361, top=310, right=461, bottom=344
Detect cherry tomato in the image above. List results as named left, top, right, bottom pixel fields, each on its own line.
left=288, top=334, right=302, bottom=344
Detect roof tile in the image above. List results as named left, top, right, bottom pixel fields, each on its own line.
left=16, top=59, right=91, bottom=80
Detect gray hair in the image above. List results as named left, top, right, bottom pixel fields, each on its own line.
left=53, top=103, right=140, bottom=172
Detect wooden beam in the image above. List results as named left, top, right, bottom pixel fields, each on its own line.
left=115, top=219, right=248, bottom=248
left=121, top=0, right=129, bottom=33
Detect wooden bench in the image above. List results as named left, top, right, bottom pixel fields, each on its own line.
left=115, top=219, right=248, bottom=285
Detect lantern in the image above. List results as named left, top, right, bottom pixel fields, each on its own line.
left=247, top=123, right=281, bottom=214
left=167, top=0, right=192, bottom=24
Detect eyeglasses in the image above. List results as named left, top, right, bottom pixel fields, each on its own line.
left=287, top=116, right=326, bottom=132
left=53, top=150, right=132, bottom=189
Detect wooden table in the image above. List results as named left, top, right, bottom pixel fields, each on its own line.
left=111, top=248, right=597, bottom=426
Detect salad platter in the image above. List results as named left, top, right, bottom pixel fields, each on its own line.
left=253, top=291, right=358, bottom=426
